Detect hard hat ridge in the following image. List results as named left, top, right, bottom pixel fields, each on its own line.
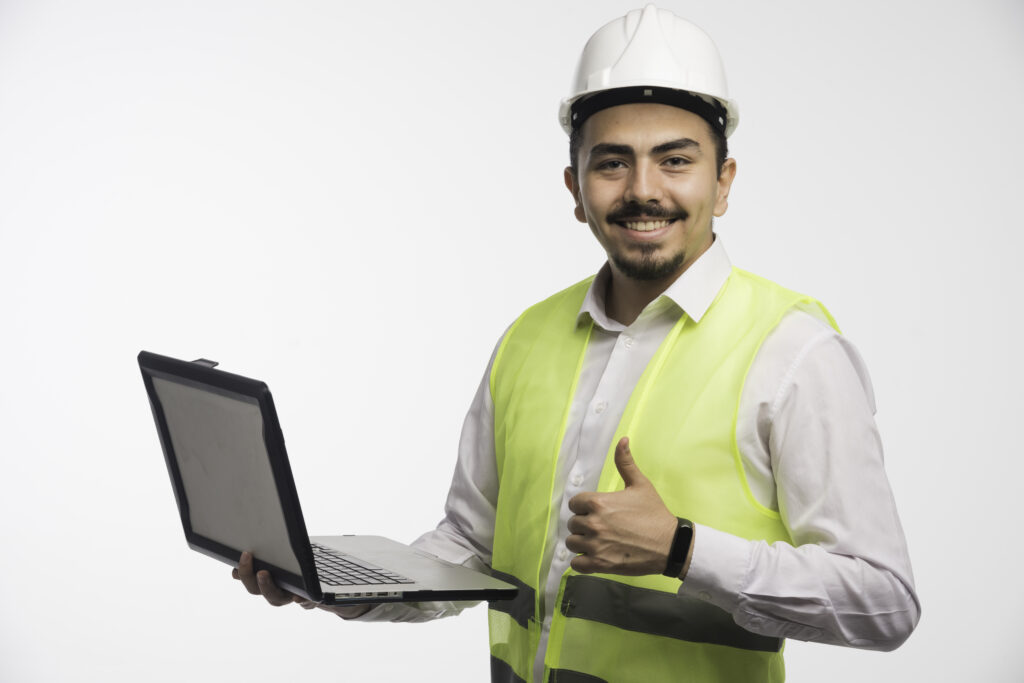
left=559, top=4, right=739, bottom=138
left=597, top=5, right=685, bottom=93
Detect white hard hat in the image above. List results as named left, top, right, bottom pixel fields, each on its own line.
left=559, top=4, right=739, bottom=138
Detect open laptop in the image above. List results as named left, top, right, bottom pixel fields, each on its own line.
left=138, top=350, right=517, bottom=605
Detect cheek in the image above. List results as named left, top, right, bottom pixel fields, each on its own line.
left=581, top=185, right=621, bottom=219
left=677, top=182, right=718, bottom=216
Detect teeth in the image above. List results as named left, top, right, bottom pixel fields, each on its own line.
left=623, top=219, right=671, bottom=232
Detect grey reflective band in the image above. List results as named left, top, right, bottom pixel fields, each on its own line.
left=488, top=569, right=536, bottom=630
left=561, top=575, right=783, bottom=653
left=490, top=656, right=527, bottom=683
left=549, top=669, right=610, bottom=683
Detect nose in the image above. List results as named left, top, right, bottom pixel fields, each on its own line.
left=623, top=162, right=663, bottom=205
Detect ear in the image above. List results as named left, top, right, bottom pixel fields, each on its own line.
left=564, top=167, right=587, bottom=223
left=713, top=158, right=737, bottom=217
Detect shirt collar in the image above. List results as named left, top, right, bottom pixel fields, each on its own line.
left=578, top=236, right=733, bottom=331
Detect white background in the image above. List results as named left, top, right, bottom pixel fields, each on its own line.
left=1, top=1, right=1021, bottom=680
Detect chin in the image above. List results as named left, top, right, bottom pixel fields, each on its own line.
left=612, top=250, right=687, bottom=282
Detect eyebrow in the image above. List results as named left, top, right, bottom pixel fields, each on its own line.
left=589, top=142, right=633, bottom=157
left=588, top=138, right=702, bottom=159
left=651, top=138, right=701, bottom=155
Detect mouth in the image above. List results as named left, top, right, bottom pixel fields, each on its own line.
left=618, top=218, right=676, bottom=232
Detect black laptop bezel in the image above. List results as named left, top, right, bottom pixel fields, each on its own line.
left=138, top=350, right=324, bottom=602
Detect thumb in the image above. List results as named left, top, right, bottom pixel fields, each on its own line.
left=614, top=437, right=649, bottom=488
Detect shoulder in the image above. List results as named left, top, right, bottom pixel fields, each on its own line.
left=517, top=277, right=594, bottom=320
left=752, top=307, right=876, bottom=416
left=766, top=306, right=841, bottom=360
left=490, top=276, right=595, bottom=396
left=500, top=276, right=595, bottom=342
left=726, top=269, right=839, bottom=329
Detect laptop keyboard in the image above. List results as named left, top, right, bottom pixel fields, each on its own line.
left=312, top=543, right=415, bottom=585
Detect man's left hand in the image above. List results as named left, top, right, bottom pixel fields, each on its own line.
left=566, top=437, right=677, bottom=576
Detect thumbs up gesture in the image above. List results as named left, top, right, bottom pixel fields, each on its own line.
left=566, top=437, right=679, bottom=576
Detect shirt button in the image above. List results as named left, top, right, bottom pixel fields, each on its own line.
left=698, top=590, right=712, bottom=602
left=622, top=336, right=634, bottom=349
left=594, top=401, right=607, bottom=414
left=557, top=548, right=569, bottom=562
left=570, top=472, right=584, bottom=487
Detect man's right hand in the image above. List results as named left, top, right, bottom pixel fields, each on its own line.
left=231, top=551, right=371, bottom=619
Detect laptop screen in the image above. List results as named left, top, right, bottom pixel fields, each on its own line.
left=150, top=374, right=302, bottom=577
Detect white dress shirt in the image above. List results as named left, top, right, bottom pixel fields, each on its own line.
left=358, top=239, right=920, bottom=680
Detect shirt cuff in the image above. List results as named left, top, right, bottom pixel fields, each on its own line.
left=678, top=523, right=752, bottom=613
left=348, top=600, right=470, bottom=623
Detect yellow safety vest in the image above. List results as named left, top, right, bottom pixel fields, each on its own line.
left=486, top=268, right=837, bottom=683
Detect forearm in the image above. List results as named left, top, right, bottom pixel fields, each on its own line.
left=680, top=524, right=920, bottom=650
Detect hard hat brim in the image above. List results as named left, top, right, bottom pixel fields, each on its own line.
left=564, top=86, right=731, bottom=140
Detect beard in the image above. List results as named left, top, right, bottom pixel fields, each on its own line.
left=605, top=201, right=689, bottom=281
left=610, top=243, right=688, bottom=281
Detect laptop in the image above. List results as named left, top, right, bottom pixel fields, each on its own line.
left=138, top=350, right=517, bottom=606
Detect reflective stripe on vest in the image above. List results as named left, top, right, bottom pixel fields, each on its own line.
left=492, top=656, right=527, bottom=683
left=488, top=268, right=836, bottom=683
left=549, top=669, right=609, bottom=683
left=561, top=575, right=782, bottom=652
left=492, top=658, right=608, bottom=683
left=490, top=569, right=537, bottom=630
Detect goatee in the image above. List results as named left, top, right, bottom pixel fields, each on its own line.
left=611, top=245, right=687, bottom=281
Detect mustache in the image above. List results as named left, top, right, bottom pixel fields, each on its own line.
left=606, top=202, right=688, bottom=223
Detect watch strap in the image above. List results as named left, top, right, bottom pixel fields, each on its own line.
left=662, top=517, right=693, bottom=578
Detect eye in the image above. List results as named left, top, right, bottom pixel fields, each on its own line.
left=596, top=159, right=627, bottom=171
left=663, top=156, right=691, bottom=168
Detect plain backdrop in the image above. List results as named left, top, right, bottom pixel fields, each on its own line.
left=1, top=0, right=1022, bottom=680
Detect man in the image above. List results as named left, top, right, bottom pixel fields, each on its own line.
left=235, top=5, right=920, bottom=681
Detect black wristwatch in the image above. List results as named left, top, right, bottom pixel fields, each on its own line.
left=663, top=517, right=694, bottom=578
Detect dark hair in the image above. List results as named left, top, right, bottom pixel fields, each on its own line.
left=568, top=116, right=728, bottom=178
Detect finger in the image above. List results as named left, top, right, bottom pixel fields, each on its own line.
left=293, top=595, right=319, bottom=610
left=568, top=493, right=592, bottom=515
left=614, top=437, right=648, bottom=488
left=236, top=552, right=261, bottom=595
left=257, top=570, right=295, bottom=607
left=332, top=604, right=374, bottom=620
left=569, top=553, right=596, bottom=574
left=566, top=515, right=588, bottom=536
left=565, top=533, right=588, bottom=554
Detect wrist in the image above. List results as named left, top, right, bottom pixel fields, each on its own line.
left=662, top=517, right=694, bottom=579
left=678, top=523, right=695, bottom=580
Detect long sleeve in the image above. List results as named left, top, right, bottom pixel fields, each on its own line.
left=679, top=310, right=921, bottom=649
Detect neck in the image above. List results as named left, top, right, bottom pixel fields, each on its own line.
left=605, top=236, right=715, bottom=325
left=604, top=268, right=679, bottom=326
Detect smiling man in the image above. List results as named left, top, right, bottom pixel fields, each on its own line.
left=235, top=5, right=919, bottom=682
